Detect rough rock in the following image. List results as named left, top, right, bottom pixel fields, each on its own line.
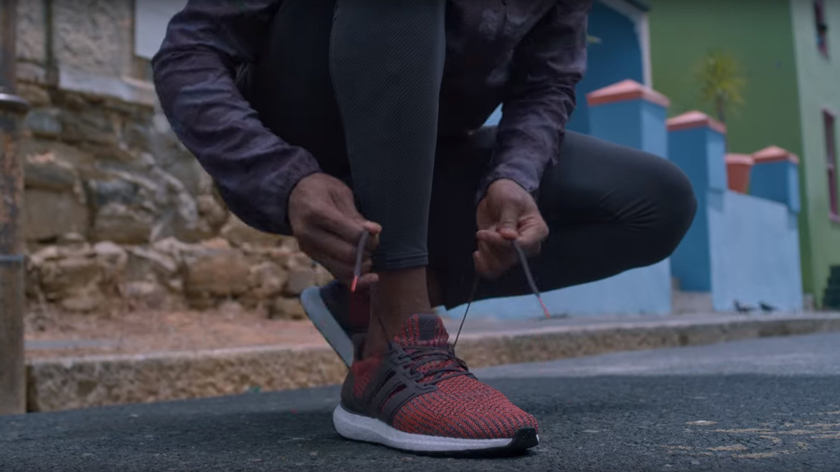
left=149, top=167, right=214, bottom=243
left=24, top=109, right=63, bottom=138
left=124, top=247, right=178, bottom=286
left=24, top=152, right=79, bottom=192
left=59, top=286, right=105, bottom=313
left=314, top=265, right=334, bottom=286
left=182, top=248, right=251, bottom=299
left=270, top=298, right=307, bottom=320
left=24, top=189, right=89, bottom=242
left=91, top=203, right=154, bottom=244
left=283, top=267, right=317, bottom=297
left=196, top=194, right=229, bottom=231
left=17, top=82, right=52, bottom=107
left=37, top=253, right=102, bottom=302
left=122, top=281, right=171, bottom=309
left=221, top=214, right=285, bottom=248
left=285, top=252, right=313, bottom=270
left=93, top=241, right=129, bottom=285
left=247, top=262, right=288, bottom=300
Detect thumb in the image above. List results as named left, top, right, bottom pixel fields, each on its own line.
left=497, top=205, right=519, bottom=240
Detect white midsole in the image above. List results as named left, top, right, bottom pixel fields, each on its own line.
left=333, top=405, right=536, bottom=452
left=301, top=287, right=354, bottom=367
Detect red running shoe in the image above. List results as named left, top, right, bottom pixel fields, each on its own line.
left=333, top=313, right=539, bottom=454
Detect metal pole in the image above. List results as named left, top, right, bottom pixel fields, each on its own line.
left=0, top=0, right=31, bottom=416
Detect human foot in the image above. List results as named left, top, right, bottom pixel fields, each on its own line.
left=333, top=313, right=539, bottom=454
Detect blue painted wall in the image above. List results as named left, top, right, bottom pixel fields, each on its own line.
left=669, top=126, right=727, bottom=291
left=708, top=192, right=803, bottom=311
left=450, top=262, right=672, bottom=319
left=567, top=1, right=645, bottom=134
left=751, top=161, right=801, bottom=213
left=668, top=120, right=803, bottom=311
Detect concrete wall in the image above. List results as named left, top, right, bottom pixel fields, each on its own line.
left=708, top=192, right=803, bottom=311
left=790, top=0, right=840, bottom=306
left=135, top=0, right=188, bottom=60
left=15, top=0, right=154, bottom=104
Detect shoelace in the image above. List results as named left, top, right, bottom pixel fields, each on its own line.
left=397, top=345, right=472, bottom=384
left=350, top=230, right=551, bottom=350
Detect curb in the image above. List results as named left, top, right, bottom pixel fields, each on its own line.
left=26, top=313, right=840, bottom=412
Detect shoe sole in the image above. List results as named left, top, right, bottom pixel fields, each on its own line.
left=333, top=404, right=539, bottom=454
left=301, top=287, right=354, bottom=367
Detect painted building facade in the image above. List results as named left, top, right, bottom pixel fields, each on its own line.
left=647, top=0, right=840, bottom=308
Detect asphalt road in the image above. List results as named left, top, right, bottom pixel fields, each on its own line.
left=2, top=333, right=840, bottom=472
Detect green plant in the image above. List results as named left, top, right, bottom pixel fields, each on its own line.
left=696, top=50, right=746, bottom=124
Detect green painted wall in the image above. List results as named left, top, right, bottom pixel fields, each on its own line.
left=647, top=0, right=817, bottom=298
left=790, top=0, right=840, bottom=306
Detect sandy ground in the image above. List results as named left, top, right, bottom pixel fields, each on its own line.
left=24, top=305, right=329, bottom=359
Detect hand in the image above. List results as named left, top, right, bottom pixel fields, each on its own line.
left=474, top=179, right=549, bottom=278
left=288, top=173, right=381, bottom=289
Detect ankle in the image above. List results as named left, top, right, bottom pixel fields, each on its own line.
left=363, top=267, right=432, bottom=357
left=373, top=267, right=432, bottom=325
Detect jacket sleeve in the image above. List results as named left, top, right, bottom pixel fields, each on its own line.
left=152, top=0, right=322, bottom=235
left=479, top=0, right=591, bottom=201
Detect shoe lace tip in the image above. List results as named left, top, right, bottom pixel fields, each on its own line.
left=538, top=295, right=550, bottom=319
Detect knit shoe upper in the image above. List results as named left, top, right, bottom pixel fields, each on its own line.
left=340, top=313, right=538, bottom=440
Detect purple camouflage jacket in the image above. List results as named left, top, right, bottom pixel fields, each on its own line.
left=152, top=0, right=591, bottom=235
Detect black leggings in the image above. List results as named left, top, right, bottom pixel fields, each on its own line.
left=252, top=0, right=697, bottom=309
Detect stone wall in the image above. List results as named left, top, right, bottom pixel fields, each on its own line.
left=13, top=1, right=330, bottom=318
left=18, top=79, right=331, bottom=318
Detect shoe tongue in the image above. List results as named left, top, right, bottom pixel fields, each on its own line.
left=395, top=313, right=449, bottom=346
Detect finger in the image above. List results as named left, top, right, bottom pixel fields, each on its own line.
left=321, top=255, right=372, bottom=284
left=302, top=227, right=370, bottom=266
left=360, top=220, right=382, bottom=237
left=476, top=229, right=511, bottom=247
left=360, top=223, right=381, bottom=252
left=316, top=206, right=371, bottom=245
left=473, top=250, right=505, bottom=279
left=497, top=205, right=520, bottom=240
left=332, top=193, right=382, bottom=241
left=516, top=219, right=550, bottom=256
left=476, top=238, right=515, bottom=274
left=478, top=239, right=516, bottom=270
left=354, top=273, right=379, bottom=291
left=477, top=230, right=519, bottom=265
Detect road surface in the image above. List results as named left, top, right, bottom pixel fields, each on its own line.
left=2, top=333, right=840, bottom=471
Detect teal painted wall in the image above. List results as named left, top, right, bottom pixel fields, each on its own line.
left=647, top=0, right=818, bottom=298
left=790, top=0, right=840, bottom=306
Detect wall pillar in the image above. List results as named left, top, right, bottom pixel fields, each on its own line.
left=666, top=111, right=727, bottom=292
left=750, top=146, right=801, bottom=213
left=586, top=79, right=670, bottom=157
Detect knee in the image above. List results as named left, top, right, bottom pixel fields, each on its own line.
left=638, top=159, right=697, bottom=265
